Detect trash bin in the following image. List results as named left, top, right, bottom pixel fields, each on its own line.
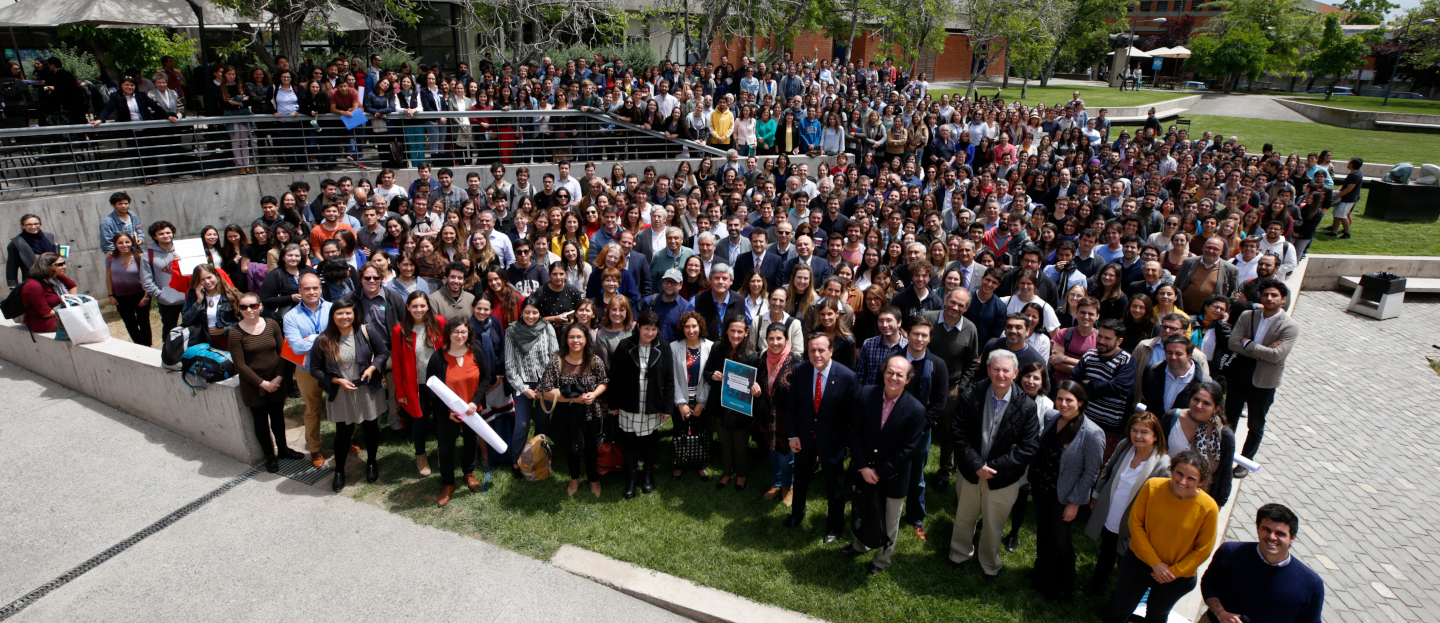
left=1349, top=272, right=1407, bottom=320
left=1359, top=272, right=1407, bottom=302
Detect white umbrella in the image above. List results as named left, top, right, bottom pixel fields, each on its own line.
left=0, top=0, right=249, bottom=27
left=1152, top=46, right=1191, bottom=59
left=1105, top=46, right=1153, bottom=58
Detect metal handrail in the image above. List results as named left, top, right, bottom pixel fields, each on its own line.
left=0, top=109, right=727, bottom=198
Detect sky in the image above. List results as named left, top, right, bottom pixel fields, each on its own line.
left=1393, top=0, right=1424, bottom=14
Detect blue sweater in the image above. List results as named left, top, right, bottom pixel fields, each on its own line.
left=1200, top=542, right=1323, bottom=623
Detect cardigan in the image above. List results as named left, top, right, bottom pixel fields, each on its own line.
left=1160, top=409, right=1236, bottom=506
left=392, top=317, right=446, bottom=418
left=607, top=335, right=676, bottom=415
left=307, top=325, right=391, bottom=401
left=1035, top=410, right=1106, bottom=507
left=1085, top=439, right=1171, bottom=543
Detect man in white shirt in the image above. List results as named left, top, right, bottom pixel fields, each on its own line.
left=556, top=161, right=582, bottom=201
left=478, top=210, right=514, bottom=267
left=1256, top=221, right=1298, bottom=280
left=373, top=169, right=408, bottom=206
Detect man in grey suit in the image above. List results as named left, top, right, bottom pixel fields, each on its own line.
left=1226, top=278, right=1298, bottom=479
left=943, top=239, right=987, bottom=291
left=714, top=213, right=752, bottom=268
left=1174, top=237, right=1239, bottom=315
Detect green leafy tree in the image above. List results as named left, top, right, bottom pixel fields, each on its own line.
left=1188, top=0, right=1319, bottom=91
left=1302, top=14, right=1373, bottom=99
left=1391, top=1, right=1440, bottom=92
left=1188, top=21, right=1272, bottom=91
left=1041, top=0, right=1133, bottom=86
left=212, top=0, right=418, bottom=71
left=56, top=26, right=196, bottom=82
left=1340, top=0, right=1397, bottom=25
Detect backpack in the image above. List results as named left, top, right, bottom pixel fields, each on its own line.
left=246, top=261, right=268, bottom=293
left=517, top=435, right=552, bottom=481
left=161, top=325, right=205, bottom=370
left=1, top=279, right=29, bottom=320
left=180, top=344, right=235, bottom=390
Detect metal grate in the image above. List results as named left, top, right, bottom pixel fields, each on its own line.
left=0, top=468, right=261, bottom=621
left=273, top=457, right=333, bottom=486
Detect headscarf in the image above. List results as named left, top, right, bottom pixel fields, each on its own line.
left=764, top=324, right=792, bottom=388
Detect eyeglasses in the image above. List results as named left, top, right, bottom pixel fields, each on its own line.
left=52, top=262, right=66, bottom=267
left=361, top=276, right=384, bottom=281
left=238, top=303, right=261, bottom=311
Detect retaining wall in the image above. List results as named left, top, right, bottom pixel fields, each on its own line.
left=0, top=318, right=262, bottom=464
left=1275, top=99, right=1440, bottom=133
left=1298, top=253, right=1440, bottom=291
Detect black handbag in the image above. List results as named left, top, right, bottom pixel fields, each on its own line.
left=669, top=415, right=710, bottom=470
left=850, top=480, right=891, bottom=551
left=560, top=382, right=586, bottom=399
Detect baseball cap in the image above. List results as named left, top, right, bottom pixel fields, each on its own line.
left=662, top=268, right=683, bottom=282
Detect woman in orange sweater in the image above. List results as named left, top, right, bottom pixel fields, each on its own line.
left=1101, top=450, right=1219, bottom=623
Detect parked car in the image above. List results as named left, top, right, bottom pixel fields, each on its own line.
left=1358, top=88, right=1428, bottom=100
left=1180, top=81, right=1208, bottom=90
left=1306, top=86, right=1356, bottom=96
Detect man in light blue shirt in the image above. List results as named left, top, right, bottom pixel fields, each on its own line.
left=283, top=273, right=332, bottom=464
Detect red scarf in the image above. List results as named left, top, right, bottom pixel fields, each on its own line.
left=391, top=317, right=446, bottom=418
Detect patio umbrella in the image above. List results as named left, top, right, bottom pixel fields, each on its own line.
left=1151, top=46, right=1191, bottom=58
left=0, top=0, right=249, bottom=28
left=1105, top=46, right=1153, bottom=59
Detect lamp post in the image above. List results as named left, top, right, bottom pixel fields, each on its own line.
left=1384, top=16, right=1436, bottom=106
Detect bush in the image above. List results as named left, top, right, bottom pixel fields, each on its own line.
left=542, top=44, right=657, bottom=73
left=44, top=44, right=101, bottom=84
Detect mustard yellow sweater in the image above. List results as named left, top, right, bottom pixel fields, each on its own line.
left=1128, top=477, right=1219, bottom=578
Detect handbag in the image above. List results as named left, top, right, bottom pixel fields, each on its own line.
left=596, top=416, right=625, bottom=475
left=517, top=435, right=553, bottom=481
left=54, top=294, right=110, bottom=345
left=669, top=414, right=710, bottom=470
left=850, top=480, right=892, bottom=551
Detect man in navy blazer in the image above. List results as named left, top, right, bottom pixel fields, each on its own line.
left=732, top=228, right=784, bottom=291
left=784, top=332, right=860, bottom=542
left=842, top=354, right=928, bottom=575
left=781, top=233, right=831, bottom=285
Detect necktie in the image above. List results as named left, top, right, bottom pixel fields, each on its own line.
left=814, top=371, right=823, bottom=413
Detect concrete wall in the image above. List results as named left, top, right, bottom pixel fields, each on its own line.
left=0, top=318, right=263, bottom=464
left=1276, top=99, right=1440, bottom=133
left=1299, top=254, right=1440, bottom=291
left=1103, top=95, right=1202, bottom=122
left=2, top=154, right=828, bottom=295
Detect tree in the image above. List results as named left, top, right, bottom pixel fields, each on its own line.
left=1390, top=1, right=1440, bottom=92
left=459, top=0, right=625, bottom=67
left=1187, top=21, right=1272, bottom=91
left=1340, top=0, right=1397, bottom=25
left=1187, top=0, right=1319, bottom=91
left=1301, top=14, right=1372, bottom=99
left=213, top=0, right=418, bottom=70
left=649, top=0, right=813, bottom=65
left=956, top=0, right=1052, bottom=95
left=1040, top=0, right=1132, bottom=87
left=58, top=26, right=197, bottom=82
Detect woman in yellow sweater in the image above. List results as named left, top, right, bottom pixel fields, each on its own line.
left=1101, top=450, right=1219, bottom=623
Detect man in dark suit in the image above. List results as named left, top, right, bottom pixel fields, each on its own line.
left=784, top=332, right=860, bottom=543
left=1140, top=335, right=1209, bottom=415
left=899, top=317, right=949, bottom=539
left=995, top=247, right=1061, bottom=308
left=618, top=230, right=652, bottom=299
left=945, top=349, right=1040, bottom=582
left=841, top=354, right=928, bottom=575
left=732, top=228, right=784, bottom=292
left=1037, top=168, right=1080, bottom=209
left=691, top=262, right=737, bottom=339
left=781, top=233, right=831, bottom=286
left=1126, top=259, right=1167, bottom=300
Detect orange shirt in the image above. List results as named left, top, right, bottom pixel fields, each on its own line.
left=444, top=350, right=481, bottom=407
left=309, top=222, right=354, bottom=256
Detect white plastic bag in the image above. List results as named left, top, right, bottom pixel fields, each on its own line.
left=55, top=294, right=110, bottom=345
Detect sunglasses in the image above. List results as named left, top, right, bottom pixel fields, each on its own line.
left=53, top=262, right=66, bottom=267
left=238, top=303, right=261, bottom=311
left=362, top=276, right=384, bottom=281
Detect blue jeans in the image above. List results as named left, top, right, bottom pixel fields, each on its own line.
left=903, top=427, right=932, bottom=526
left=511, top=391, right=549, bottom=456
left=770, top=448, right=794, bottom=488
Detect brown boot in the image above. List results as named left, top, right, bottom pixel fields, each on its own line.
left=416, top=455, right=432, bottom=477
left=764, top=486, right=781, bottom=500
left=437, top=485, right=454, bottom=507
left=781, top=487, right=793, bottom=507
left=310, top=450, right=325, bottom=468
left=464, top=473, right=481, bottom=492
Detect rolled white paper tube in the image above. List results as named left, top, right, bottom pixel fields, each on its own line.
left=426, top=376, right=509, bottom=453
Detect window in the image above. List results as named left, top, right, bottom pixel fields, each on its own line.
left=1155, top=1, right=1167, bottom=10
left=397, top=2, right=457, bottom=70
left=1139, top=1, right=1152, bottom=11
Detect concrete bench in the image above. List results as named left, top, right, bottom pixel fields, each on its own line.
left=1374, top=120, right=1440, bottom=130
left=1109, top=108, right=1189, bottom=124
left=1337, top=276, right=1440, bottom=292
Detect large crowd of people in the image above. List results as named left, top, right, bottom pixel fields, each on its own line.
left=5, top=52, right=1334, bottom=621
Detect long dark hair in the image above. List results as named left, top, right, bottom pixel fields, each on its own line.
left=442, top=320, right=490, bottom=377
left=484, top=268, right=520, bottom=324
left=314, top=299, right=358, bottom=361
left=558, top=322, right=598, bottom=369
left=717, top=315, right=755, bottom=360
left=400, top=290, right=442, bottom=349
left=1053, top=380, right=1089, bottom=446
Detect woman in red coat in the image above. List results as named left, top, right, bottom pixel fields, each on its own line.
left=20, top=252, right=77, bottom=332
left=391, top=290, right=446, bottom=476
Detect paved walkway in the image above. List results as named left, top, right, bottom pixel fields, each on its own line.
left=0, top=361, right=687, bottom=623
left=1224, top=291, right=1440, bottom=622
left=1185, top=93, right=1313, bottom=123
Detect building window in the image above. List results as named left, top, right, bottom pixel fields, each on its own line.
left=1155, top=1, right=1167, bottom=11
left=1139, top=1, right=1151, bottom=11
left=397, top=2, right=457, bottom=69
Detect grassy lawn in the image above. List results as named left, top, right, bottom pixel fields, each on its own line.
left=1164, top=115, right=1440, bottom=167
left=1282, top=95, right=1440, bottom=118
left=933, top=84, right=1177, bottom=109
left=1310, top=189, right=1440, bottom=256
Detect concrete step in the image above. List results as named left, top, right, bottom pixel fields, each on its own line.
left=1338, top=275, right=1440, bottom=293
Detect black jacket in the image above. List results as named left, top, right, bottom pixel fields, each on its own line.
left=420, top=346, right=494, bottom=418
left=257, top=266, right=317, bottom=320
left=850, top=385, right=928, bottom=499
left=1140, top=360, right=1208, bottom=415
left=606, top=336, right=676, bottom=415
left=952, top=379, right=1040, bottom=489
left=6, top=231, right=54, bottom=287
left=904, top=352, right=950, bottom=427
left=96, top=90, right=171, bottom=122
left=346, top=287, right=406, bottom=346
left=784, top=360, right=859, bottom=466
left=307, top=325, right=391, bottom=401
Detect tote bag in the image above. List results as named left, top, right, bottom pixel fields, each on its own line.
left=55, top=295, right=110, bottom=345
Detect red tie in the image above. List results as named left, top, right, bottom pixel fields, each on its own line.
left=814, top=371, right=823, bottom=412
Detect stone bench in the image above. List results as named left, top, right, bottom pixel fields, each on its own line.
left=1373, top=120, right=1440, bottom=130
left=1337, top=276, right=1440, bottom=293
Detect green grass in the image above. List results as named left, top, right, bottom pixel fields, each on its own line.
left=932, top=84, right=1177, bottom=109
left=1309, top=189, right=1440, bottom=257
left=336, top=431, right=1108, bottom=623
left=1282, top=95, right=1440, bottom=118
left=1173, top=114, right=1440, bottom=167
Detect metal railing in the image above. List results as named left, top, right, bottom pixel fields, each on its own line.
left=0, top=110, right=726, bottom=197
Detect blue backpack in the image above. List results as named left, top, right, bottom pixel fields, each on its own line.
left=180, top=344, right=235, bottom=390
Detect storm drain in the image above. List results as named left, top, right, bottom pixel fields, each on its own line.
left=273, top=457, right=333, bottom=485
left=0, top=468, right=261, bottom=621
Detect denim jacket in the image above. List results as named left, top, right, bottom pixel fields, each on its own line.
left=99, top=211, right=144, bottom=254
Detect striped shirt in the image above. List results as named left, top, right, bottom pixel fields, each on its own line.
left=1073, top=349, right=1134, bottom=431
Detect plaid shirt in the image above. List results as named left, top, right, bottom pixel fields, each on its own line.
left=856, top=334, right=908, bottom=386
